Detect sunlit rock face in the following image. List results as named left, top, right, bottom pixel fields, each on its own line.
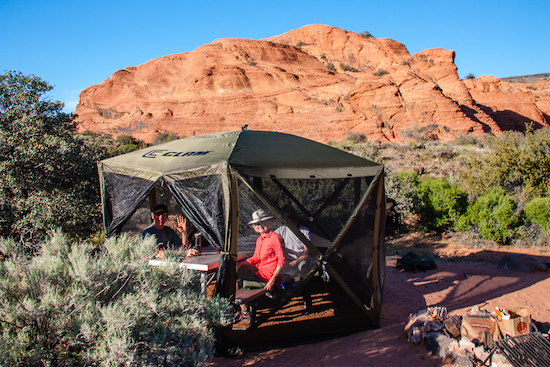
left=75, top=24, right=550, bottom=143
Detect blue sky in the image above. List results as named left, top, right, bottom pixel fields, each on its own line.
left=1, top=0, right=548, bottom=113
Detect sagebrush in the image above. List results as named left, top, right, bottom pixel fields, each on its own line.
left=0, top=231, right=232, bottom=366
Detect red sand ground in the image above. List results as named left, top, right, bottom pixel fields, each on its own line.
left=208, top=239, right=550, bottom=366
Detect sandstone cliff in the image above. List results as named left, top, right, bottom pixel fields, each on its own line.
left=75, top=24, right=550, bottom=143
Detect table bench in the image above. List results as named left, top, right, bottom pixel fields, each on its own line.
left=234, top=288, right=266, bottom=328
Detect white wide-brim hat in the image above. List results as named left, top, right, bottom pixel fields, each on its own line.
left=248, top=209, right=274, bottom=224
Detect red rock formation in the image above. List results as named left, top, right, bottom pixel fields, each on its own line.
left=464, top=76, right=550, bottom=131
left=75, top=24, right=550, bottom=143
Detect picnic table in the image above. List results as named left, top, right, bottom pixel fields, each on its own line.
left=149, top=239, right=255, bottom=294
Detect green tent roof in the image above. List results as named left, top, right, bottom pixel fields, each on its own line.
left=99, top=130, right=382, bottom=180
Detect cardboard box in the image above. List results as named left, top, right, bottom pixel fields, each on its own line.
left=496, top=308, right=531, bottom=338
left=461, top=314, right=501, bottom=345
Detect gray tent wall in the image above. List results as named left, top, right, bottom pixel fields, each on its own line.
left=97, top=130, right=386, bottom=347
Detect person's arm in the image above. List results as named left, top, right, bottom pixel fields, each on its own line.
left=247, top=238, right=261, bottom=266
left=265, top=265, right=282, bottom=291
left=265, top=233, right=285, bottom=290
left=175, top=216, right=190, bottom=247
left=290, top=248, right=309, bottom=266
left=175, top=216, right=198, bottom=257
left=290, top=226, right=311, bottom=265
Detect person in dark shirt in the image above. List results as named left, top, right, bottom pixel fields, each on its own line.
left=141, top=204, right=198, bottom=258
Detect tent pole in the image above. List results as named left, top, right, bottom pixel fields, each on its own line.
left=354, top=177, right=361, bottom=206
left=253, top=177, right=262, bottom=191
left=237, top=172, right=323, bottom=261
left=324, top=169, right=383, bottom=259
left=149, top=189, right=157, bottom=214
left=216, top=167, right=238, bottom=299
left=370, top=170, right=385, bottom=325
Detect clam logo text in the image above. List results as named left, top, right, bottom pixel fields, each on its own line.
left=143, top=150, right=212, bottom=158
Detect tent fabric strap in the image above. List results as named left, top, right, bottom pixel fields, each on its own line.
left=370, top=172, right=385, bottom=314
left=311, top=178, right=350, bottom=220
left=325, top=262, right=378, bottom=321
left=108, top=178, right=157, bottom=236
left=235, top=171, right=322, bottom=260
left=269, top=177, right=332, bottom=240
left=324, top=170, right=383, bottom=260
left=215, top=167, right=239, bottom=298
left=167, top=182, right=223, bottom=252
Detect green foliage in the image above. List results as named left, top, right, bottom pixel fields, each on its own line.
left=340, top=63, right=360, bottom=72
left=78, top=131, right=148, bottom=158
left=0, top=231, right=232, bottom=366
left=416, top=178, right=468, bottom=232
left=361, top=31, right=373, bottom=39
left=346, top=131, right=367, bottom=143
left=455, top=187, right=519, bottom=243
left=114, top=134, right=148, bottom=154
left=373, top=69, right=388, bottom=77
left=385, top=171, right=421, bottom=219
left=399, top=125, right=437, bottom=142
left=460, top=126, right=550, bottom=198
left=523, top=197, right=550, bottom=231
left=327, top=63, right=336, bottom=72
left=330, top=135, right=380, bottom=162
left=335, top=127, right=550, bottom=245
left=465, top=73, right=476, bottom=80
left=451, top=134, right=482, bottom=146
left=0, top=71, right=103, bottom=242
left=153, top=132, right=179, bottom=145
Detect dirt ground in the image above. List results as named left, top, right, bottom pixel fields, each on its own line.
left=208, top=234, right=550, bottom=367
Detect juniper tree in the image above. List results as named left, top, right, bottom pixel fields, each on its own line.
left=0, top=71, right=102, bottom=243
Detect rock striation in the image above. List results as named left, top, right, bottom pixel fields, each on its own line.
left=75, top=24, right=550, bottom=143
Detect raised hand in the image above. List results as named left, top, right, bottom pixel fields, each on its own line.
left=176, top=216, right=187, bottom=235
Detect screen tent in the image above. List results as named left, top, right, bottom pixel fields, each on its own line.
left=98, top=130, right=386, bottom=349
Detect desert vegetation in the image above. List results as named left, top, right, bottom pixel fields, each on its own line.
left=0, top=232, right=231, bottom=366
left=360, top=31, right=373, bottom=39
left=337, top=127, right=550, bottom=249
left=0, top=71, right=230, bottom=366
left=373, top=69, right=388, bottom=77
left=2, top=71, right=550, bottom=364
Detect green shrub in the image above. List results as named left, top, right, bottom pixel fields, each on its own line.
left=459, top=126, right=550, bottom=198
left=327, top=63, right=336, bottom=72
left=451, top=134, right=481, bottom=146
left=346, top=131, right=367, bottom=143
left=416, top=178, right=468, bottom=232
left=385, top=171, right=421, bottom=219
left=0, top=231, right=232, bottom=366
left=455, top=187, right=519, bottom=243
left=361, top=31, right=373, bottom=39
left=0, top=71, right=104, bottom=242
left=114, top=134, right=148, bottom=154
left=465, top=73, right=476, bottom=80
left=340, top=63, right=360, bottom=72
left=374, top=69, right=388, bottom=77
left=329, top=136, right=380, bottom=162
left=153, top=132, right=178, bottom=145
left=523, top=197, right=550, bottom=231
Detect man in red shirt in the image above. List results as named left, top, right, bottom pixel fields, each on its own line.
left=237, top=209, right=285, bottom=320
